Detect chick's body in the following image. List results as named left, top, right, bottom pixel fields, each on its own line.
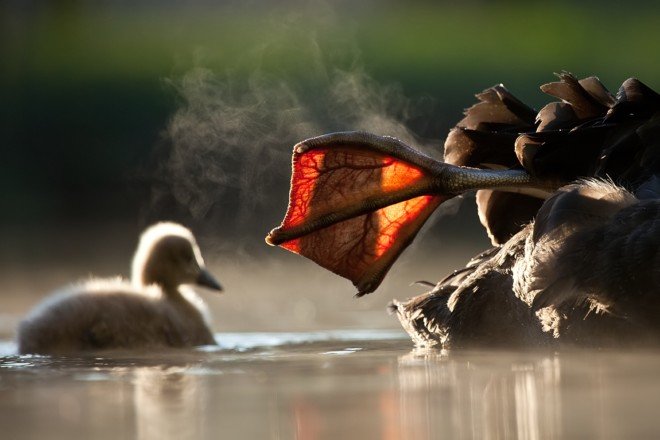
left=17, top=223, right=222, bottom=354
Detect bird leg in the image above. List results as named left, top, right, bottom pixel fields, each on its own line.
left=266, top=131, right=548, bottom=296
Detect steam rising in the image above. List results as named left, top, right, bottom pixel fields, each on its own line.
left=151, top=10, right=443, bottom=251
left=164, top=68, right=311, bottom=220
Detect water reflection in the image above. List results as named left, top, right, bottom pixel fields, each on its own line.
left=1, top=334, right=660, bottom=439
left=133, top=366, right=210, bottom=440
left=396, top=350, right=563, bottom=439
left=395, top=349, right=660, bottom=439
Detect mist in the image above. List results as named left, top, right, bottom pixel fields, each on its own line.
left=1, top=0, right=498, bottom=332
left=148, top=7, right=446, bottom=256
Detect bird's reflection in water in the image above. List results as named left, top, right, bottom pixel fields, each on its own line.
left=292, top=397, right=322, bottom=439
left=396, top=350, right=562, bottom=440
left=132, top=366, right=209, bottom=440
left=5, top=343, right=660, bottom=439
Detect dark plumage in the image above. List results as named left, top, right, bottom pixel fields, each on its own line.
left=266, top=72, right=659, bottom=349
left=392, top=179, right=659, bottom=348
left=17, top=223, right=223, bottom=354
left=391, top=73, right=660, bottom=349
left=390, top=243, right=546, bottom=349
left=444, top=83, right=542, bottom=245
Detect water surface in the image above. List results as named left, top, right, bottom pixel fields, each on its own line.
left=1, top=330, right=660, bottom=439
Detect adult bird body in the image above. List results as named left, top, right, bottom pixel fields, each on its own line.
left=267, top=73, right=660, bottom=349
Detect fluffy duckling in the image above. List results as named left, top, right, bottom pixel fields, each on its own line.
left=17, top=222, right=223, bottom=354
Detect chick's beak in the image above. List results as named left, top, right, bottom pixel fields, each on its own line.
left=196, top=268, right=223, bottom=292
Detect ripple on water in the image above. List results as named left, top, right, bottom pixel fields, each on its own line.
left=2, top=332, right=660, bottom=439
left=0, top=329, right=408, bottom=372
left=211, top=329, right=408, bottom=351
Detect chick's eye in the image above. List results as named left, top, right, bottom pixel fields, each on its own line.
left=174, top=251, right=194, bottom=265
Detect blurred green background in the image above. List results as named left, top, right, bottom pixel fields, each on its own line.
left=1, top=0, right=659, bottom=333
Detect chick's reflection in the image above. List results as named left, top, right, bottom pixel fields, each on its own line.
left=133, top=366, right=209, bottom=440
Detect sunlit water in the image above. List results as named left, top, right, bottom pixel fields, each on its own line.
left=2, top=330, right=660, bottom=439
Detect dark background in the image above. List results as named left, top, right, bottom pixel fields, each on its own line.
left=2, top=0, right=659, bottom=333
